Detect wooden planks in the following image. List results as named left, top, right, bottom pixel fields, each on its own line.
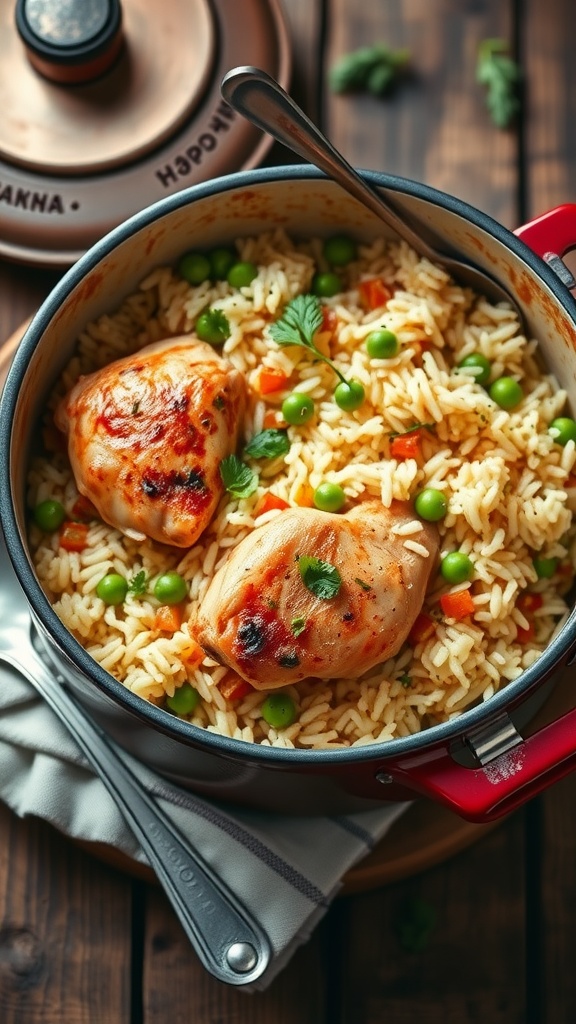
left=0, top=804, right=132, bottom=1023
left=324, top=0, right=519, bottom=228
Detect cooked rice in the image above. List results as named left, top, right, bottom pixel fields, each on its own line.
left=27, top=228, right=576, bottom=748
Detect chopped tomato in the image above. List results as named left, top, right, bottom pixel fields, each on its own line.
left=408, top=612, right=436, bottom=644
left=517, top=592, right=544, bottom=614
left=440, top=589, right=475, bottom=621
left=59, top=521, right=89, bottom=552
left=219, top=672, right=254, bottom=701
left=257, top=367, right=289, bottom=395
left=390, top=429, right=423, bottom=460
left=516, top=621, right=536, bottom=644
left=70, top=494, right=99, bottom=521
left=358, top=277, right=392, bottom=310
left=255, top=492, right=290, bottom=517
left=154, top=604, right=183, bottom=633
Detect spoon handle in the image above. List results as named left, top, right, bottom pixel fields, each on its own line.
left=221, top=65, right=439, bottom=262
left=0, top=647, right=271, bottom=987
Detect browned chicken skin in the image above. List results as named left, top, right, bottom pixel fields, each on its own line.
left=191, top=500, right=439, bottom=689
left=55, top=336, right=247, bottom=547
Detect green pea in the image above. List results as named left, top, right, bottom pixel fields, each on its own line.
left=153, top=571, right=188, bottom=605
left=227, top=261, right=258, bottom=288
left=313, top=482, right=346, bottom=513
left=533, top=556, right=558, bottom=579
left=457, top=352, right=492, bottom=387
left=195, top=309, right=230, bottom=345
left=414, top=488, right=448, bottom=522
left=440, top=551, right=474, bottom=584
left=488, top=376, right=524, bottom=409
left=366, top=328, right=399, bottom=359
left=311, top=271, right=342, bottom=298
left=96, top=573, right=128, bottom=606
left=323, top=235, right=358, bottom=266
left=208, top=247, right=235, bottom=280
left=281, top=393, right=315, bottom=425
left=178, top=251, right=211, bottom=285
left=548, top=417, right=576, bottom=446
left=334, top=379, right=365, bottom=411
left=33, top=499, right=65, bottom=532
left=261, top=692, right=297, bottom=728
left=166, top=683, right=200, bottom=717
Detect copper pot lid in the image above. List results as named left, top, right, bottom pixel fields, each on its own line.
left=0, top=0, right=291, bottom=266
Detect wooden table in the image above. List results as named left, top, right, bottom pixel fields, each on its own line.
left=2, top=1, right=576, bottom=1020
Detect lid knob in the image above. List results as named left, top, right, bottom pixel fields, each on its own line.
left=15, top=0, right=124, bottom=84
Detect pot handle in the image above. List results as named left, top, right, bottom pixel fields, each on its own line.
left=515, top=203, right=576, bottom=284
left=388, top=703, right=576, bottom=822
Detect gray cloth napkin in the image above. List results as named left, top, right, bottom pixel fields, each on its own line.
left=0, top=657, right=409, bottom=989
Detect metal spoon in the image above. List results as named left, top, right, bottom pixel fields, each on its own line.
left=221, top=66, right=521, bottom=314
left=0, top=537, right=271, bottom=988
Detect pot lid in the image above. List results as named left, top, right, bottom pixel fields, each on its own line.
left=0, top=0, right=291, bottom=267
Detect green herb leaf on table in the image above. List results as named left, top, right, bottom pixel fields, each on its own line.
left=219, top=454, right=258, bottom=499
left=244, top=428, right=291, bottom=460
left=329, top=44, right=411, bottom=97
left=297, top=555, right=342, bottom=600
left=476, top=38, right=522, bottom=128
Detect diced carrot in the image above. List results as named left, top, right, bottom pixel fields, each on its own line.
left=257, top=367, right=290, bottom=395
left=358, top=277, right=392, bottom=310
left=154, top=604, right=183, bottom=633
left=408, top=612, right=436, bottom=644
left=255, top=492, right=290, bottom=517
left=440, top=589, right=475, bottom=620
left=59, top=521, right=89, bottom=552
left=294, top=482, right=314, bottom=507
left=321, top=306, right=338, bottom=332
left=390, top=429, right=423, bottom=460
left=219, top=671, right=254, bottom=701
left=181, top=643, right=204, bottom=669
left=70, top=494, right=99, bottom=521
left=263, top=408, right=286, bottom=429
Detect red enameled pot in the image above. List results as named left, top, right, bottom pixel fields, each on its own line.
left=2, top=167, right=576, bottom=821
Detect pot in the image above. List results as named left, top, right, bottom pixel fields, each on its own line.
left=2, top=166, right=576, bottom=822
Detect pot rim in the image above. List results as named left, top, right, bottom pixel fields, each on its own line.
left=3, top=163, right=576, bottom=767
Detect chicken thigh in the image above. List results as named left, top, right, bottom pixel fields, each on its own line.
left=192, top=500, right=439, bottom=688
left=55, top=336, right=246, bottom=547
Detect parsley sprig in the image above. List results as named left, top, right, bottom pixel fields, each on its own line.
left=219, top=454, right=258, bottom=499
left=244, top=428, right=290, bottom=460
left=476, top=39, right=522, bottom=128
left=297, top=555, right=342, bottom=600
left=127, top=570, right=148, bottom=597
left=270, top=294, right=353, bottom=389
left=329, top=44, right=411, bottom=97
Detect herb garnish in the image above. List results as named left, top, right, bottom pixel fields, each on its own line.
left=270, top=294, right=362, bottom=404
left=291, top=615, right=307, bottom=636
left=128, top=570, right=148, bottom=597
left=219, top=454, right=258, bottom=499
left=297, top=555, right=342, bottom=600
left=329, top=44, right=411, bottom=97
left=476, top=39, right=521, bottom=128
left=244, top=428, right=291, bottom=460
left=389, top=422, right=435, bottom=439
left=355, top=577, right=372, bottom=591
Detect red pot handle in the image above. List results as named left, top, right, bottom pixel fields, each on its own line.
left=514, top=202, right=576, bottom=267
left=389, top=703, right=576, bottom=823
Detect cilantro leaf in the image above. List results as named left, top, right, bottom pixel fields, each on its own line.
left=297, top=555, right=342, bottom=600
left=329, top=44, right=411, bottom=97
left=269, top=294, right=324, bottom=350
left=219, top=454, right=258, bottom=499
left=128, top=570, right=148, bottom=597
left=476, top=39, right=521, bottom=128
left=244, top=428, right=291, bottom=460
